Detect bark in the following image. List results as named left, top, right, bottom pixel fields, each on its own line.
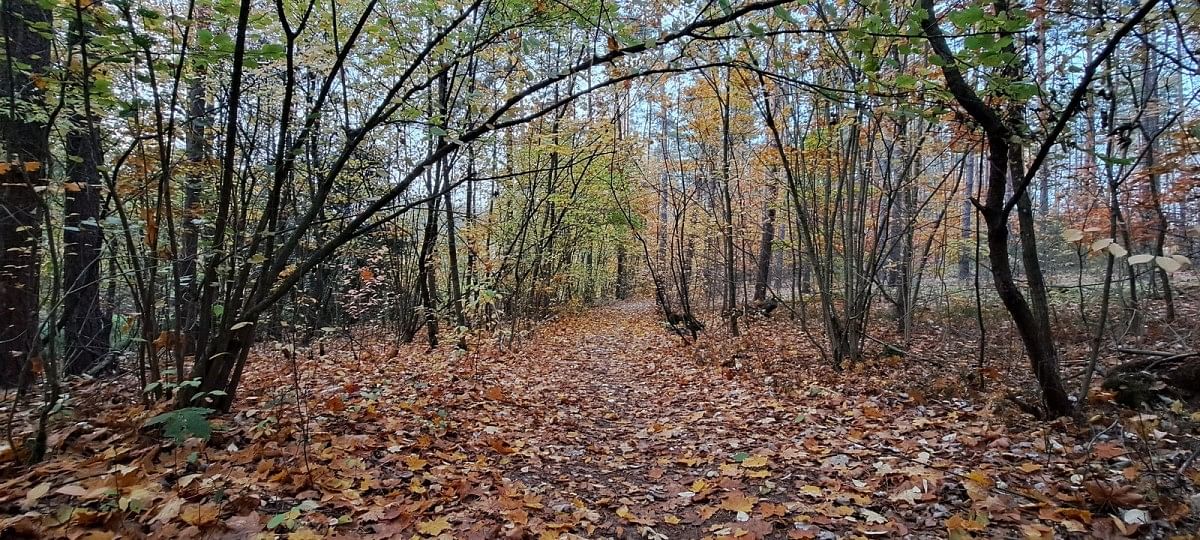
left=958, top=151, right=975, bottom=279
left=61, top=0, right=110, bottom=375
left=719, top=75, right=739, bottom=336
left=0, top=0, right=51, bottom=386
left=417, top=195, right=441, bottom=348
left=443, top=187, right=467, bottom=339
left=753, top=179, right=777, bottom=303
left=615, top=243, right=629, bottom=299
left=180, top=49, right=206, bottom=353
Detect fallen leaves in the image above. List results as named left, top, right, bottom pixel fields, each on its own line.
left=719, top=491, right=757, bottom=514
left=21, top=482, right=50, bottom=510
left=180, top=503, right=221, bottom=526
left=416, top=516, right=452, bottom=535
left=1, top=303, right=1196, bottom=539
left=1085, top=480, right=1145, bottom=510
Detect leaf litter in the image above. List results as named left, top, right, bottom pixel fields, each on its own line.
left=1, top=301, right=1198, bottom=538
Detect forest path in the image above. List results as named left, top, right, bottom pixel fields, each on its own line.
left=466, top=300, right=841, bottom=538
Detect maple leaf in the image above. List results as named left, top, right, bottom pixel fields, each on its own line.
left=417, top=516, right=453, bottom=535
left=720, top=491, right=757, bottom=514
left=758, top=502, right=788, bottom=518
left=860, top=508, right=887, bottom=524
left=1018, top=462, right=1043, bottom=473
left=615, top=505, right=654, bottom=525
left=403, top=454, right=428, bottom=470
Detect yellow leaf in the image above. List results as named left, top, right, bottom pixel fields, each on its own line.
left=664, top=514, right=681, bottom=524
left=403, top=454, right=428, bottom=471
left=741, top=455, right=769, bottom=468
left=1018, top=462, right=1043, bottom=473
left=417, top=516, right=452, bottom=536
left=288, top=529, right=323, bottom=540
left=800, top=485, right=822, bottom=497
left=690, top=479, right=709, bottom=492
left=965, top=469, right=992, bottom=488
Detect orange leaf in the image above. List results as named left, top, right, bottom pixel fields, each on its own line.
left=325, top=395, right=346, bottom=412
left=1093, top=442, right=1127, bottom=459
left=946, top=513, right=986, bottom=532
left=484, top=386, right=505, bottom=401
left=720, top=491, right=757, bottom=514
left=180, top=503, right=220, bottom=526
left=486, top=436, right=515, bottom=455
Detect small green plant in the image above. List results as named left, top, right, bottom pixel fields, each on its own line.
left=267, top=500, right=318, bottom=531
left=142, top=407, right=215, bottom=444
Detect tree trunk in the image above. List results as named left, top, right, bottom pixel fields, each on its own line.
left=180, top=49, right=207, bottom=354
left=0, top=0, right=51, bottom=386
left=958, top=151, right=975, bottom=279
left=753, top=179, right=777, bottom=303
left=920, top=0, right=1071, bottom=416
left=983, top=140, right=1071, bottom=416
left=443, top=186, right=467, bottom=343
left=719, top=74, right=739, bottom=336
left=61, top=1, right=110, bottom=375
left=417, top=196, right=441, bottom=348
left=615, top=243, right=629, bottom=299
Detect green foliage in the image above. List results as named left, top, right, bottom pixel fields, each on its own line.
left=143, top=407, right=215, bottom=444
left=267, top=500, right=319, bottom=531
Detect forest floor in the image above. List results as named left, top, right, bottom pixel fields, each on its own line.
left=2, top=300, right=1199, bottom=539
